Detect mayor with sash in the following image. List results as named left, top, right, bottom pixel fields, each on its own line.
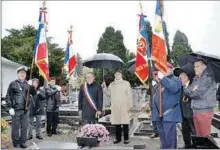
left=78, top=72, right=103, bottom=124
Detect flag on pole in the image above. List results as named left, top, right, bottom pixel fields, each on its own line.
left=64, top=26, right=77, bottom=77
left=151, top=0, right=168, bottom=74
left=135, top=3, right=151, bottom=83
left=34, top=1, right=49, bottom=81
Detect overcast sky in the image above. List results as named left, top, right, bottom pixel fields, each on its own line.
left=2, top=1, right=220, bottom=59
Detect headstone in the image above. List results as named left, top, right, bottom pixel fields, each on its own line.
left=134, top=121, right=154, bottom=136
left=28, top=141, right=79, bottom=149
left=191, top=136, right=220, bottom=149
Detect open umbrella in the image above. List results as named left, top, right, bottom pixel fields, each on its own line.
left=178, top=51, right=220, bottom=82
left=127, top=58, right=136, bottom=72
left=83, top=53, right=124, bottom=69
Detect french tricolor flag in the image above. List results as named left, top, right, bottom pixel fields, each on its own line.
left=64, top=26, right=77, bottom=77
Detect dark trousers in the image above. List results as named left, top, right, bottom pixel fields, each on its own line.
left=115, top=125, right=129, bottom=141
left=11, top=110, right=28, bottom=145
left=46, top=112, right=58, bottom=134
left=156, top=121, right=177, bottom=149
left=182, top=117, right=196, bottom=147
left=152, top=121, right=158, bottom=133
left=28, top=115, right=42, bottom=137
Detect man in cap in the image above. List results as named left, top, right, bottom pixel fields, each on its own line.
left=102, top=70, right=133, bottom=144
left=27, top=78, right=46, bottom=140
left=152, top=63, right=182, bottom=149
left=5, top=66, right=31, bottom=148
left=183, top=59, right=217, bottom=136
left=45, top=77, right=61, bottom=137
left=78, top=72, right=103, bottom=124
left=174, top=63, right=196, bottom=148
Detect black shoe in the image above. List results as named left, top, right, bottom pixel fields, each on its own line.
left=179, top=145, right=191, bottom=149
left=36, top=135, right=43, bottom=140
left=113, top=140, right=121, bottom=144
left=13, top=144, right=20, bottom=148
left=52, top=131, right=57, bottom=134
left=27, top=136, right=33, bottom=140
left=47, top=133, right=52, bottom=137
left=124, top=140, right=130, bottom=144
left=20, top=143, right=28, bottom=149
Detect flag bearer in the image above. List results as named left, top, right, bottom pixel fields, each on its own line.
left=152, top=63, right=182, bottom=149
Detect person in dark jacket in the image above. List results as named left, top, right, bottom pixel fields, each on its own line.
left=78, top=72, right=103, bottom=124
left=5, top=66, right=31, bottom=149
left=27, top=78, right=45, bottom=140
left=174, top=63, right=196, bottom=149
left=217, top=84, right=220, bottom=111
left=152, top=63, right=182, bottom=149
left=184, top=59, right=217, bottom=136
left=45, top=77, right=61, bottom=137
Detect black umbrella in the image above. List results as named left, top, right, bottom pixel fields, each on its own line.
left=83, top=53, right=124, bottom=69
left=173, top=62, right=195, bottom=81
left=178, top=51, right=220, bottom=82
left=127, top=58, right=136, bottom=72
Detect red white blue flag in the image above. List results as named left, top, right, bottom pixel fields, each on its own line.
left=34, top=1, right=49, bottom=81
left=64, top=26, right=77, bottom=77
left=135, top=3, right=151, bottom=83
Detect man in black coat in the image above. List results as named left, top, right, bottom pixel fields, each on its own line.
left=78, top=72, right=103, bottom=124
left=174, top=63, right=196, bottom=149
left=27, top=78, right=45, bottom=140
left=5, top=66, right=31, bottom=149
left=45, top=77, right=61, bottom=137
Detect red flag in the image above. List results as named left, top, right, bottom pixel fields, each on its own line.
left=135, top=13, right=151, bottom=83
left=151, top=0, right=167, bottom=74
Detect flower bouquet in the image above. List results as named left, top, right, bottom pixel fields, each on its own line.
left=77, top=124, right=110, bottom=147
left=1, top=119, right=11, bottom=149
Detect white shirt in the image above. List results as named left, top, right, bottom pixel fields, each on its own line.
left=184, top=81, right=190, bottom=88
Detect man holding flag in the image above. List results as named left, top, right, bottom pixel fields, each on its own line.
left=151, top=0, right=182, bottom=149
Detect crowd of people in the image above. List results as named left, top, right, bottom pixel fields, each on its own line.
left=150, top=59, right=219, bottom=149
left=4, top=57, right=220, bottom=149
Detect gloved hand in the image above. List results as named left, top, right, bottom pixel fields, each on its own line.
left=158, top=71, right=165, bottom=80
left=9, top=108, right=15, bottom=116
left=56, top=85, right=61, bottom=91
left=28, top=80, right=32, bottom=86
left=2, top=100, right=6, bottom=105
left=37, top=91, right=40, bottom=95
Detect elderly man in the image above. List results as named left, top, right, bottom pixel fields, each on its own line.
left=174, top=63, right=196, bottom=149
left=78, top=72, right=103, bottom=124
left=152, top=63, right=182, bottom=149
left=5, top=66, right=31, bottom=148
left=103, top=70, right=133, bottom=144
left=45, top=77, right=61, bottom=137
left=183, top=59, right=217, bottom=136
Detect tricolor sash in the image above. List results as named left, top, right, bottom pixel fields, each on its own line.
left=83, top=82, right=97, bottom=111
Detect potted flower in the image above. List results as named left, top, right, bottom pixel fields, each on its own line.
left=77, top=124, right=110, bottom=147
left=1, top=119, right=11, bottom=149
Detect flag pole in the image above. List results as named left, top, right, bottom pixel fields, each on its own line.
left=139, top=1, right=154, bottom=106
left=26, top=1, right=47, bottom=110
